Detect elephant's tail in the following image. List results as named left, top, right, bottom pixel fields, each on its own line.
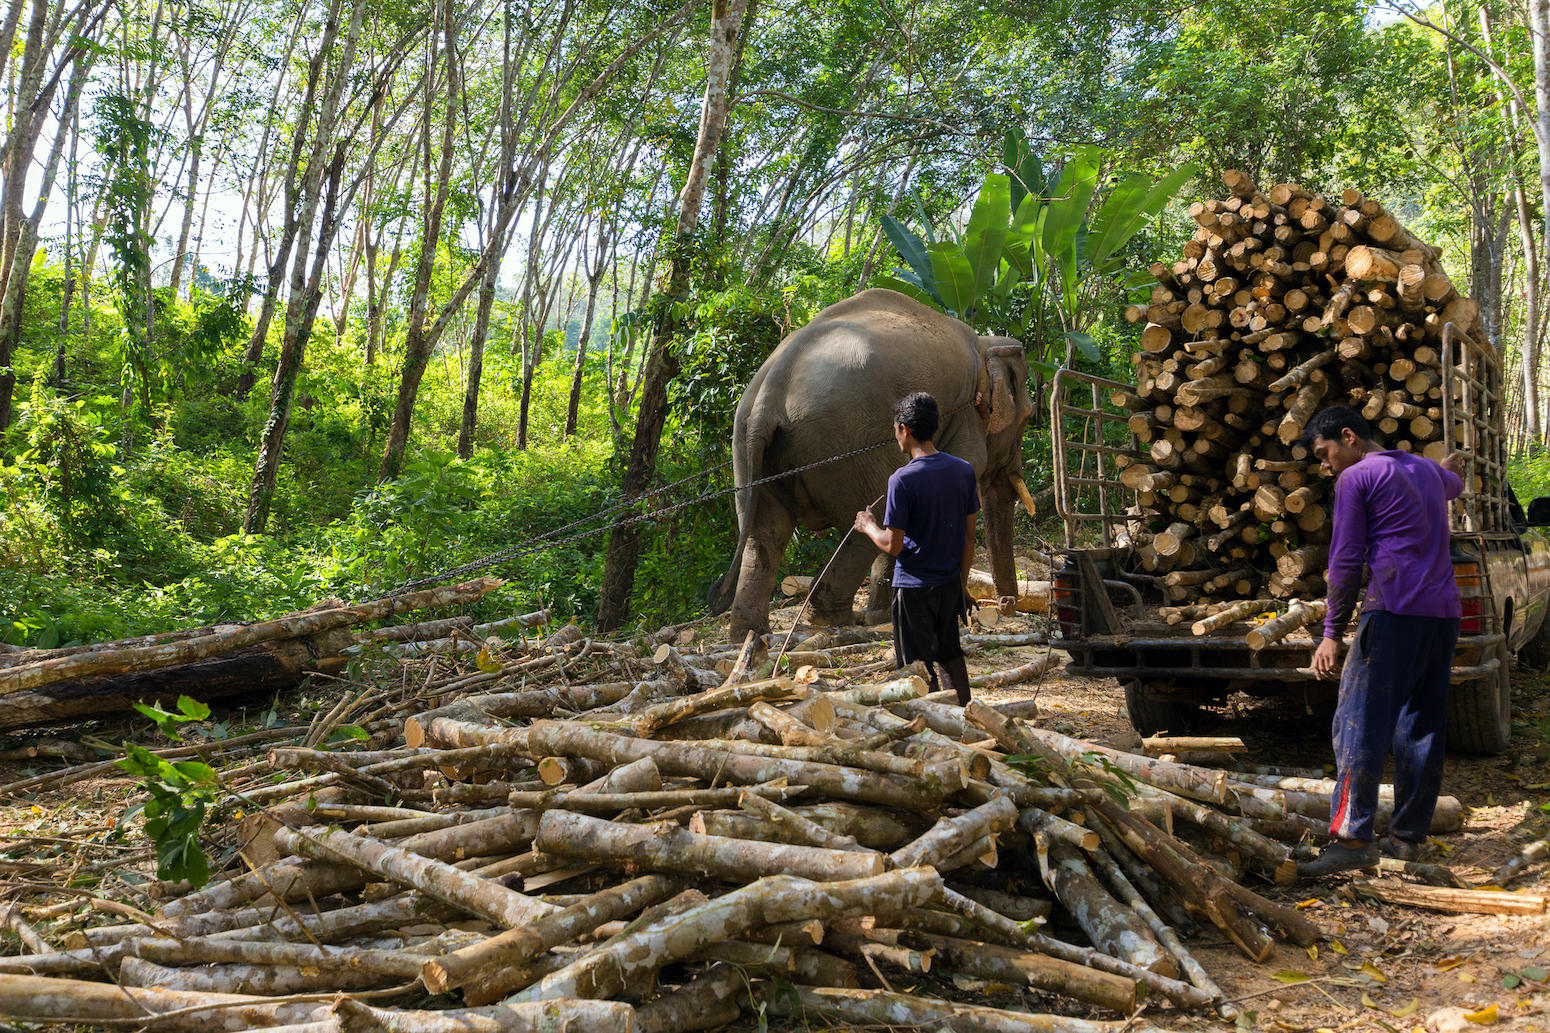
left=707, top=408, right=774, bottom=616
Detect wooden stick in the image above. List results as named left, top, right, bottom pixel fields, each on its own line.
left=1352, top=879, right=1545, bottom=915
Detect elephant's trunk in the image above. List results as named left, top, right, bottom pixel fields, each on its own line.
left=981, top=477, right=1018, bottom=600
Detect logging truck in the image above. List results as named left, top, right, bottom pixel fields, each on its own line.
left=1044, top=335, right=1550, bottom=756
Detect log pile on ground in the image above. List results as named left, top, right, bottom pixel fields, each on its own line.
left=0, top=613, right=1482, bottom=1031
left=0, top=579, right=539, bottom=732
left=1120, top=171, right=1496, bottom=606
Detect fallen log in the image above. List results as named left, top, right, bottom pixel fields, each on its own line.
left=509, top=867, right=941, bottom=1003
left=1352, top=879, right=1546, bottom=915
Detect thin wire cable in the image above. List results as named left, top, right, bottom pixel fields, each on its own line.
left=388, top=399, right=979, bottom=596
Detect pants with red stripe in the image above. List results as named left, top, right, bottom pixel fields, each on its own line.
left=1329, top=611, right=1459, bottom=843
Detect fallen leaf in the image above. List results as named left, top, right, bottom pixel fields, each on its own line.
left=1296, top=897, right=1322, bottom=909
left=1273, top=970, right=1313, bottom=984
left=1465, top=1004, right=1499, bottom=1024
left=1362, top=991, right=1379, bottom=1007
left=1307, top=944, right=1319, bottom=961
left=1458, top=973, right=1477, bottom=983
left=1387, top=999, right=1419, bottom=1018
left=1330, top=938, right=1349, bottom=955
left=1437, top=955, right=1472, bottom=972
left=1362, top=961, right=1389, bottom=983
left=1367, top=916, right=1390, bottom=935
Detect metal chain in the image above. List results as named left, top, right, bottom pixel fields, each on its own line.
left=390, top=399, right=978, bottom=595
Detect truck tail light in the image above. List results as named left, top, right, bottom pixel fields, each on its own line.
left=1456, top=561, right=1484, bottom=633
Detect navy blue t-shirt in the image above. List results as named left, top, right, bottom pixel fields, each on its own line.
left=884, top=450, right=980, bottom=588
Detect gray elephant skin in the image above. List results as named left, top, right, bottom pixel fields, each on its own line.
left=707, top=288, right=1037, bottom=641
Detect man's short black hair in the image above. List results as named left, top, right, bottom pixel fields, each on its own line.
left=894, top=391, right=939, bottom=442
left=1302, top=404, right=1373, bottom=449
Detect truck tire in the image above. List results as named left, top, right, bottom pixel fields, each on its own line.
left=1519, top=615, right=1550, bottom=670
left=1447, top=638, right=1512, bottom=755
left=1124, top=680, right=1201, bottom=737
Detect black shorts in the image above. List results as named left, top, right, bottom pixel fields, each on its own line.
left=892, top=580, right=967, bottom=668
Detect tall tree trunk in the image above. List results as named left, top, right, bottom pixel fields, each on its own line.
left=1532, top=0, right=1550, bottom=327
left=0, top=0, right=100, bottom=436
left=379, top=0, right=460, bottom=481
left=596, top=0, right=750, bottom=631
left=244, top=0, right=365, bottom=531
left=1486, top=6, right=1545, bottom=448
left=458, top=248, right=501, bottom=458
left=565, top=263, right=605, bottom=438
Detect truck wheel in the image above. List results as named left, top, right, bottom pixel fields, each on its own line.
left=1519, top=616, right=1550, bottom=670
left=1447, top=638, right=1512, bottom=755
left=1124, top=680, right=1201, bottom=737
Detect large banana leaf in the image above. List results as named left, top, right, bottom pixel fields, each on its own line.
left=1002, top=127, right=1045, bottom=213
left=873, top=274, right=944, bottom=310
left=927, top=242, right=976, bottom=319
left=881, top=215, right=937, bottom=296
left=1086, top=164, right=1197, bottom=273
left=963, top=173, right=1010, bottom=298
left=1040, top=147, right=1100, bottom=288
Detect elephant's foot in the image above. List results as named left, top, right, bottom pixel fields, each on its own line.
left=863, top=605, right=892, bottom=628
left=809, top=607, right=862, bottom=628
left=728, top=607, right=771, bottom=646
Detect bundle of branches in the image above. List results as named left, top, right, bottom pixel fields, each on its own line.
left=7, top=605, right=1478, bottom=1032
left=0, top=579, right=529, bottom=732
left=1119, top=171, right=1492, bottom=604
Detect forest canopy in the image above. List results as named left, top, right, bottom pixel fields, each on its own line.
left=2, top=0, right=1547, bottom=646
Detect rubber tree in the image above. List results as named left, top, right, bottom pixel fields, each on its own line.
left=384, top=0, right=708, bottom=476
left=596, top=0, right=751, bottom=631
left=0, top=0, right=110, bottom=440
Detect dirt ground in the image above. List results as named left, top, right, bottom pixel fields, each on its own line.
left=963, top=628, right=1550, bottom=1033
left=5, top=595, right=1550, bottom=1033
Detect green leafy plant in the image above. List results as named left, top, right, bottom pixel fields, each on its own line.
left=876, top=129, right=1195, bottom=376
left=115, top=695, right=222, bottom=887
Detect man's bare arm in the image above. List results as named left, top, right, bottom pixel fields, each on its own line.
left=854, top=510, right=903, bottom=556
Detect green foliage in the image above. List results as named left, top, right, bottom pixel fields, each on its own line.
left=1510, top=450, right=1550, bottom=502
left=93, top=92, right=156, bottom=414
left=876, top=130, right=1193, bottom=375
left=672, top=286, right=788, bottom=438
left=115, top=696, right=222, bottom=887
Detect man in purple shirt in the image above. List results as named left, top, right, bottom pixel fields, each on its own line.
left=854, top=392, right=980, bottom=704
left=1297, top=405, right=1465, bottom=878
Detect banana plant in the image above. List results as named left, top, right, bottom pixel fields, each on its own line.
left=876, top=129, right=1195, bottom=376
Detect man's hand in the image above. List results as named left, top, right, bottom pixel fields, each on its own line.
left=1311, top=637, right=1342, bottom=680
left=1441, top=451, right=1469, bottom=477
left=854, top=509, right=878, bottom=534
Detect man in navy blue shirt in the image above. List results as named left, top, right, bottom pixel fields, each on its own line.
left=854, top=392, right=981, bottom=703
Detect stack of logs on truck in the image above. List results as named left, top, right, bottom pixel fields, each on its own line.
left=1118, top=170, right=1497, bottom=603
left=1047, top=171, right=1550, bottom=754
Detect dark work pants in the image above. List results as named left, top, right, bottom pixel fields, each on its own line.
left=893, top=580, right=971, bottom=704
left=1329, top=611, right=1459, bottom=843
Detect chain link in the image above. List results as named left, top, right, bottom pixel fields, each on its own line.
left=389, top=399, right=978, bottom=595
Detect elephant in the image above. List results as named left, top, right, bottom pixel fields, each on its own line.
left=707, top=288, right=1037, bottom=642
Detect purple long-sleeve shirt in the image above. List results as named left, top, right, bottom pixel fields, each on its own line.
left=1323, top=450, right=1463, bottom=640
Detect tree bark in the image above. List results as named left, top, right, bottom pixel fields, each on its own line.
left=596, top=0, right=750, bottom=630
left=508, top=866, right=940, bottom=1003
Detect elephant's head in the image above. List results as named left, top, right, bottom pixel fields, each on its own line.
left=975, top=336, right=1037, bottom=600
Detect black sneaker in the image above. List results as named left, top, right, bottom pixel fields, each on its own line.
left=1297, top=842, right=1379, bottom=879
left=1377, top=835, right=1426, bottom=862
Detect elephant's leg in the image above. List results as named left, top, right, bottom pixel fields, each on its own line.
left=808, top=534, right=882, bottom=627
left=728, top=496, right=797, bottom=643
left=865, top=552, right=894, bottom=626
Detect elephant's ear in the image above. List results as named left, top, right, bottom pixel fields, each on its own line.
left=985, top=360, right=1016, bottom=435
